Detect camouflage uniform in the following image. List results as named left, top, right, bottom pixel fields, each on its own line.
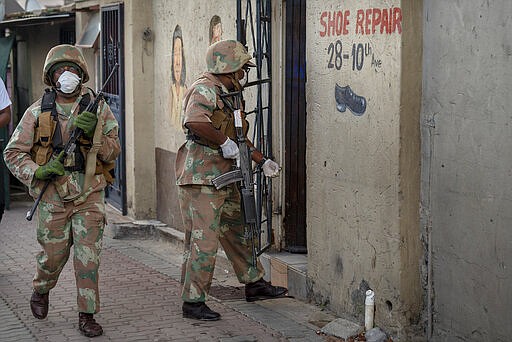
left=176, top=42, right=264, bottom=303
left=3, top=45, right=120, bottom=314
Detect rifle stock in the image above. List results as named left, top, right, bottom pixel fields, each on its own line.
left=26, top=64, right=119, bottom=221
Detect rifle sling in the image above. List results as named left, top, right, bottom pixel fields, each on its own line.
left=82, top=101, right=103, bottom=191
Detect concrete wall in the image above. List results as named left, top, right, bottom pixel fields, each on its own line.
left=306, top=1, right=422, bottom=338
left=123, top=0, right=156, bottom=218
left=422, top=1, right=512, bottom=340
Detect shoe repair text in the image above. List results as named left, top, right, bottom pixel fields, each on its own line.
left=319, top=7, right=402, bottom=37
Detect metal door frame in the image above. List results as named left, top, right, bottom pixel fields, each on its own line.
left=283, top=0, right=307, bottom=253
left=101, top=4, right=126, bottom=214
left=236, top=0, right=274, bottom=255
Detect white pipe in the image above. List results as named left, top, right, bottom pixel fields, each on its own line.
left=365, top=289, right=375, bottom=330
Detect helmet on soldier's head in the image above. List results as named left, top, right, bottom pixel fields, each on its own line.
left=42, top=44, right=89, bottom=86
left=206, top=40, right=255, bottom=74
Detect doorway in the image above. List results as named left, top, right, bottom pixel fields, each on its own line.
left=284, top=0, right=307, bottom=253
left=101, top=4, right=126, bottom=214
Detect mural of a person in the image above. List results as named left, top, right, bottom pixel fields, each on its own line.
left=169, top=25, right=187, bottom=128
left=209, top=15, right=223, bottom=45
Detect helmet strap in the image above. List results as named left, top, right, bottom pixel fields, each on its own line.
left=229, top=72, right=242, bottom=91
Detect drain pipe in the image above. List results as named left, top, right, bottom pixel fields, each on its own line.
left=365, top=289, right=375, bottom=331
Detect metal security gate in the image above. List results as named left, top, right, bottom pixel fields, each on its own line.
left=101, top=4, right=126, bottom=214
left=236, top=0, right=274, bottom=254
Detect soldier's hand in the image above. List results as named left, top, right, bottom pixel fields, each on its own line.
left=75, top=111, right=98, bottom=138
left=34, top=151, right=65, bottom=180
left=220, top=137, right=240, bottom=160
left=262, top=159, right=281, bottom=178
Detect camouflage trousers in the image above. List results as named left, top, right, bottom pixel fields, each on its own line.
left=34, top=190, right=106, bottom=314
left=178, top=184, right=264, bottom=302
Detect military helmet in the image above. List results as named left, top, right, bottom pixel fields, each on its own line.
left=42, top=44, right=89, bottom=86
left=206, top=40, right=255, bottom=74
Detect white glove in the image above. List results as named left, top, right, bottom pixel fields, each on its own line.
left=262, top=159, right=281, bottom=178
left=220, top=137, right=239, bottom=160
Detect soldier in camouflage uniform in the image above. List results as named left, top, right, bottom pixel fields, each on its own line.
left=3, top=44, right=120, bottom=337
left=176, top=39, right=287, bottom=321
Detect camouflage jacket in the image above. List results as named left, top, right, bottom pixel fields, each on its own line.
left=175, top=72, right=235, bottom=186
left=3, top=86, right=120, bottom=206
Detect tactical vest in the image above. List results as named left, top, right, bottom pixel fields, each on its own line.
left=31, top=89, right=92, bottom=170
left=187, top=90, right=249, bottom=149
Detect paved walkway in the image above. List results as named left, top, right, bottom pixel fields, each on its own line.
left=0, top=200, right=333, bottom=341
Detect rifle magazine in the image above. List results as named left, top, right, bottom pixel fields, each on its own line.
left=211, top=169, right=243, bottom=189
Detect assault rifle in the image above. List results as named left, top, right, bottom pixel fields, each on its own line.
left=26, top=64, right=119, bottom=221
left=211, top=92, right=259, bottom=267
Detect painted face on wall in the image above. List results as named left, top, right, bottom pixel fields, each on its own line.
left=212, top=23, right=223, bottom=44
left=173, top=37, right=183, bottom=85
left=209, top=16, right=223, bottom=45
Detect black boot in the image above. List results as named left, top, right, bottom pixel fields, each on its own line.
left=182, top=302, right=221, bottom=321
left=78, top=313, right=103, bottom=337
left=30, top=290, right=49, bottom=319
left=245, top=278, right=288, bottom=302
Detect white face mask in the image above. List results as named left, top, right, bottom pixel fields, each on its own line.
left=57, top=71, right=81, bottom=94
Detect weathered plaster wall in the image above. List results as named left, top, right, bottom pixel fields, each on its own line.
left=398, top=1, right=423, bottom=335
left=422, top=1, right=512, bottom=340
left=123, top=0, right=156, bottom=218
left=306, top=1, right=421, bottom=338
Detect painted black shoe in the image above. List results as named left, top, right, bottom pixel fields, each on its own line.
left=245, top=279, right=288, bottom=302
left=335, top=84, right=367, bottom=116
left=30, top=290, right=49, bottom=319
left=182, top=302, right=221, bottom=321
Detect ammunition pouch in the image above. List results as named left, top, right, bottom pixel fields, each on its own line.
left=32, top=110, right=57, bottom=165
left=32, top=89, right=60, bottom=165
left=187, top=107, right=249, bottom=149
left=31, top=89, right=92, bottom=171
